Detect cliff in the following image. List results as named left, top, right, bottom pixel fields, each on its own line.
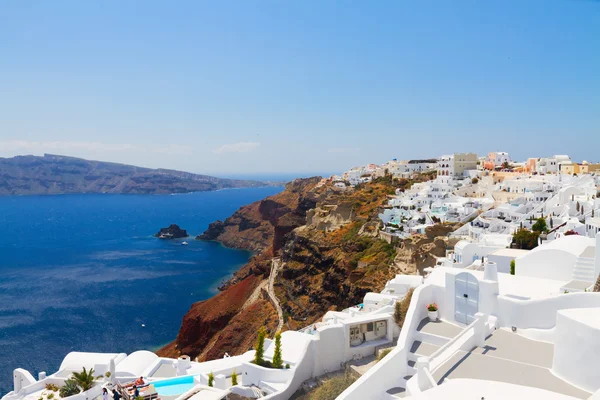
left=0, top=154, right=272, bottom=195
left=198, top=177, right=322, bottom=252
left=158, top=174, right=452, bottom=360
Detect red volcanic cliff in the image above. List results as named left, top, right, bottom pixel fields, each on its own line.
left=158, top=178, right=322, bottom=359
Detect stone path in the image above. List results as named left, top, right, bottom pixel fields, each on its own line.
left=269, top=257, right=284, bottom=333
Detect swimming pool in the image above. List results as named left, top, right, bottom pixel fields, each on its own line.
left=152, top=375, right=196, bottom=396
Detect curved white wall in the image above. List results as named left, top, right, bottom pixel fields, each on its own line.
left=515, top=249, right=576, bottom=281
left=498, top=293, right=600, bottom=329
left=552, top=308, right=600, bottom=393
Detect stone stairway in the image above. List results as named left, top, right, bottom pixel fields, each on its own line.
left=383, top=319, right=462, bottom=399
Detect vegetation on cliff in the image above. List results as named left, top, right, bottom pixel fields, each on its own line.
left=159, top=172, right=451, bottom=361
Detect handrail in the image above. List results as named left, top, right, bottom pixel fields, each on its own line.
left=423, top=367, right=437, bottom=389
left=428, top=318, right=479, bottom=372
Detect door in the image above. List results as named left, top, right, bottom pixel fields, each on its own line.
left=375, top=321, right=387, bottom=338
left=454, top=272, right=479, bottom=325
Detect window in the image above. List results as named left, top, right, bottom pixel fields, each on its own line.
left=367, top=322, right=374, bottom=332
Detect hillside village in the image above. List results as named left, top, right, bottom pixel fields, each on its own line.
left=5, top=151, right=600, bottom=400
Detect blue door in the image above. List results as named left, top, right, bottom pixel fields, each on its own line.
left=454, top=272, right=479, bottom=325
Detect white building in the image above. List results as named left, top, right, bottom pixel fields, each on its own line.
left=338, top=233, right=600, bottom=400
left=537, top=155, right=572, bottom=175
left=487, top=151, right=511, bottom=167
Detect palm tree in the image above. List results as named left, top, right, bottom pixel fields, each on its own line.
left=71, top=367, right=96, bottom=392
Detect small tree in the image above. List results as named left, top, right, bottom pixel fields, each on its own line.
left=510, top=259, right=516, bottom=275
left=581, top=206, right=584, bottom=215
left=272, top=332, right=283, bottom=369
left=471, top=177, right=479, bottom=184
left=253, top=326, right=267, bottom=366
left=532, top=217, right=548, bottom=233
left=576, top=202, right=580, bottom=212
left=231, top=369, right=238, bottom=386
left=550, top=217, right=553, bottom=229
left=71, top=367, right=96, bottom=392
left=512, top=228, right=540, bottom=250
left=208, top=372, right=214, bottom=387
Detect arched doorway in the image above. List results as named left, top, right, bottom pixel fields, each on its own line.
left=454, top=272, right=479, bottom=325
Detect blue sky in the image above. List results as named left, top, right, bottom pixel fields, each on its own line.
left=1, top=1, right=598, bottom=176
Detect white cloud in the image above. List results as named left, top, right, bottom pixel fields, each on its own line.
left=212, top=141, right=260, bottom=154
left=0, top=140, right=193, bottom=156
left=327, top=147, right=359, bottom=153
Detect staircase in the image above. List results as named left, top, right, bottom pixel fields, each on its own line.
left=249, top=385, right=264, bottom=397
left=383, top=319, right=462, bottom=399
left=572, top=256, right=596, bottom=283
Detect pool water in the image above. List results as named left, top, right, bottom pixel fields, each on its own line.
left=152, top=376, right=195, bottom=396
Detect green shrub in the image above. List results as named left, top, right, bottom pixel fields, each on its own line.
left=59, top=379, right=80, bottom=398
left=512, top=229, right=540, bottom=250
left=253, top=326, right=267, bottom=366
left=377, top=348, right=392, bottom=361
left=208, top=371, right=214, bottom=387
left=45, top=384, right=59, bottom=392
left=231, top=369, right=238, bottom=386
left=510, top=259, right=515, bottom=275
left=393, top=301, right=402, bottom=328
left=531, top=218, right=548, bottom=233
left=47, top=394, right=54, bottom=400
left=285, top=364, right=290, bottom=369
left=272, top=332, right=283, bottom=369
left=299, top=372, right=357, bottom=400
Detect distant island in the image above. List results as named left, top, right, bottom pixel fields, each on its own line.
left=0, top=154, right=276, bottom=195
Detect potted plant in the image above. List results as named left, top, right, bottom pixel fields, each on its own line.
left=427, top=303, right=438, bottom=321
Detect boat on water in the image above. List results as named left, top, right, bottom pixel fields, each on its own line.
left=181, top=241, right=189, bottom=246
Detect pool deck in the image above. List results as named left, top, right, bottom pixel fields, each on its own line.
left=432, top=329, right=590, bottom=399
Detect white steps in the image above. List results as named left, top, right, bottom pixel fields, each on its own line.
left=572, top=256, right=596, bottom=282
left=258, top=381, right=285, bottom=394
left=383, top=320, right=450, bottom=398
left=414, top=331, right=451, bottom=347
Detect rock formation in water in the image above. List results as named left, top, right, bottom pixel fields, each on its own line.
left=154, top=224, right=188, bottom=239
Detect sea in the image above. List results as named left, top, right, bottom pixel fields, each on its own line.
left=0, top=186, right=283, bottom=395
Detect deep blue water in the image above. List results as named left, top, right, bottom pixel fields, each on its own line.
left=0, top=187, right=283, bottom=395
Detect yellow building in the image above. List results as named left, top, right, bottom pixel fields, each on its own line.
left=560, top=162, right=589, bottom=175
